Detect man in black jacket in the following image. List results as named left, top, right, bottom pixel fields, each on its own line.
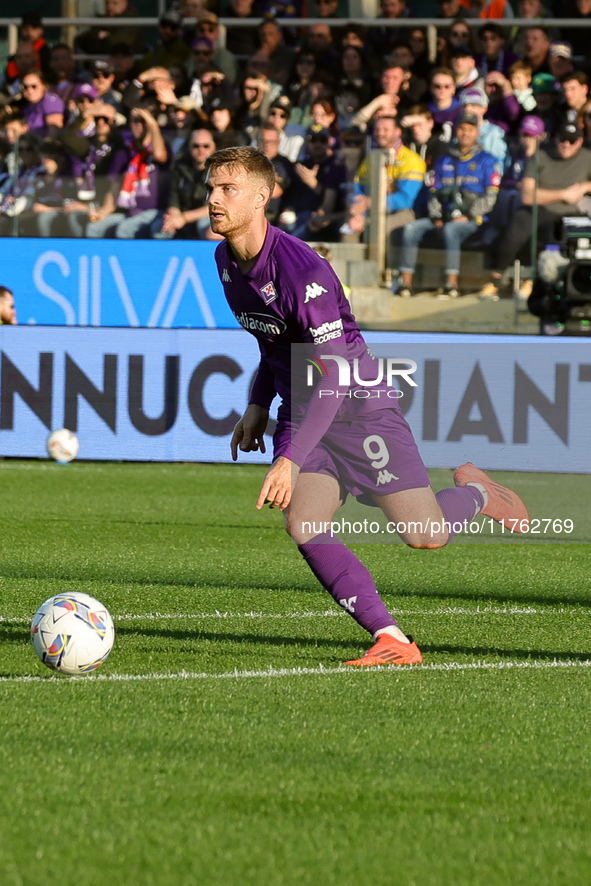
left=157, top=127, right=221, bottom=240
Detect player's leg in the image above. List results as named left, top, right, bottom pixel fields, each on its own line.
left=287, top=471, right=418, bottom=657
left=372, top=483, right=485, bottom=548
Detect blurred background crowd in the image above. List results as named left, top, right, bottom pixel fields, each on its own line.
left=0, top=0, right=590, bottom=297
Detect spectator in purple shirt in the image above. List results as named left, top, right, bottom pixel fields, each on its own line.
left=85, top=105, right=170, bottom=239
left=19, top=70, right=65, bottom=137
left=427, top=67, right=462, bottom=142
left=483, top=70, right=522, bottom=134
left=65, top=103, right=130, bottom=237
left=47, top=43, right=80, bottom=110
left=475, top=24, right=520, bottom=79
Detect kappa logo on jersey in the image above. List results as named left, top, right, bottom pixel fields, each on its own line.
left=376, top=469, right=399, bottom=486
left=222, top=268, right=231, bottom=283
left=234, top=311, right=287, bottom=337
left=260, top=281, right=277, bottom=305
left=309, top=318, right=343, bottom=344
left=339, top=596, right=357, bottom=614
left=304, top=281, right=328, bottom=303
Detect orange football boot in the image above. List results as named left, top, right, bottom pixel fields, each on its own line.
left=345, top=633, right=423, bottom=666
left=453, top=462, right=529, bottom=532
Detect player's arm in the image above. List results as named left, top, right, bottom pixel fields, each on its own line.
left=231, top=404, right=269, bottom=461
left=231, top=350, right=275, bottom=461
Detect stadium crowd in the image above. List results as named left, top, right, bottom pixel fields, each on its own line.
left=1, top=1, right=591, bottom=298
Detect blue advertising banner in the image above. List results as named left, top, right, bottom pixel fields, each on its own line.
left=0, top=327, right=590, bottom=472
left=0, top=238, right=238, bottom=329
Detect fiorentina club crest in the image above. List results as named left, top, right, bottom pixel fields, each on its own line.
left=260, top=281, right=277, bottom=305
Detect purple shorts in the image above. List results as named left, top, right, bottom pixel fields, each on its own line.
left=273, top=406, right=430, bottom=504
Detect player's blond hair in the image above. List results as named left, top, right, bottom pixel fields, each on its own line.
left=205, top=146, right=275, bottom=207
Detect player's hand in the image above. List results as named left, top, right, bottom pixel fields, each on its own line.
left=231, top=405, right=269, bottom=461
left=256, top=456, right=299, bottom=511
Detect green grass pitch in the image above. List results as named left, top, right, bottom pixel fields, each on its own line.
left=1, top=460, right=590, bottom=886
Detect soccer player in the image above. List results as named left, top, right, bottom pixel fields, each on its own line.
left=0, top=286, right=17, bottom=325
left=205, top=146, right=529, bottom=667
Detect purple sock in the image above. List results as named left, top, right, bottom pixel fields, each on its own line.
left=436, top=485, right=484, bottom=543
left=298, top=531, right=398, bottom=636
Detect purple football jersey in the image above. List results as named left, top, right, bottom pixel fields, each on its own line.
left=215, top=226, right=403, bottom=466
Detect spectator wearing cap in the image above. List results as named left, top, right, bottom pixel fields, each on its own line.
left=482, top=120, right=591, bottom=299
left=157, top=126, right=221, bottom=241
left=548, top=43, right=574, bottom=82
left=19, top=71, right=65, bottom=138
left=91, top=61, right=123, bottom=112
left=4, top=14, right=50, bottom=87
left=225, top=0, right=260, bottom=62
left=523, top=27, right=552, bottom=78
left=85, top=105, right=170, bottom=240
left=348, top=115, right=426, bottom=286
left=560, top=71, right=589, bottom=128
left=209, top=97, right=249, bottom=149
left=398, top=110, right=501, bottom=299
left=475, top=24, right=519, bottom=78
left=264, top=95, right=305, bottom=162
left=75, top=0, right=145, bottom=58
left=191, top=13, right=237, bottom=86
left=531, top=72, right=562, bottom=136
left=279, top=123, right=348, bottom=242
left=47, top=44, right=80, bottom=109
left=140, top=11, right=191, bottom=73
left=65, top=103, right=131, bottom=238
left=459, top=86, right=508, bottom=162
left=60, top=83, right=100, bottom=157
left=257, top=18, right=296, bottom=89
left=450, top=44, right=485, bottom=101
left=257, top=123, right=295, bottom=224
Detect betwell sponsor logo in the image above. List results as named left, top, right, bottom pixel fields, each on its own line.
left=309, top=318, right=343, bottom=344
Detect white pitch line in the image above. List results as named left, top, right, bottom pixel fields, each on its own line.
left=1, top=658, right=591, bottom=685
left=2, top=606, right=590, bottom=626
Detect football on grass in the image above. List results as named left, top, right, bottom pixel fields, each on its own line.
left=31, top=593, right=115, bottom=675
left=46, top=428, right=79, bottom=463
